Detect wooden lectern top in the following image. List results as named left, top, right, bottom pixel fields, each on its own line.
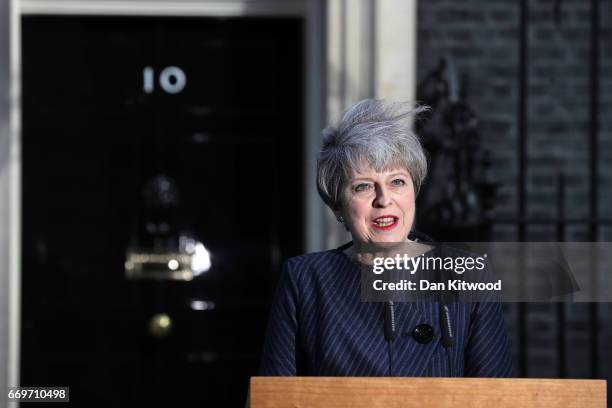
left=249, top=377, right=606, bottom=408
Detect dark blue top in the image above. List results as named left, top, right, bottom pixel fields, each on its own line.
left=259, top=248, right=513, bottom=377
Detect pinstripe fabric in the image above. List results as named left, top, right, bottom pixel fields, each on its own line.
left=259, top=249, right=513, bottom=377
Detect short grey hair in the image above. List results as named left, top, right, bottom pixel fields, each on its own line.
left=316, top=99, right=429, bottom=210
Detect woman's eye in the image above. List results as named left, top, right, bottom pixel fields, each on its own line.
left=391, top=178, right=406, bottom=186
left=354, top=183, right=371, bottom=192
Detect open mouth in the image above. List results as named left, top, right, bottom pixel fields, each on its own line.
left=371, top=216, right=399, bottom=230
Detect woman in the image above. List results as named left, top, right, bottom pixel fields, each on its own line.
left=259, top=99, right=513, bottom=377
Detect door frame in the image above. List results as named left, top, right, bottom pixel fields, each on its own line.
left=6, top=0, right=418, bottom=393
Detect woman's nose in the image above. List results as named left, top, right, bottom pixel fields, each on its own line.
left=373, top=185, right=392, bottom=207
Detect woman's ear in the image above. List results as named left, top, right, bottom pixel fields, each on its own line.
left=332, top=208, right=350, bottom=232
left=332, top=206, right=344, bottom=224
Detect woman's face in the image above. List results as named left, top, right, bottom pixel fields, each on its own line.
left=337, top=165, right=415, bottom=246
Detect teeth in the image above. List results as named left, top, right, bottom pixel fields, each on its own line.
left=374, top=217, right=395, bottom=226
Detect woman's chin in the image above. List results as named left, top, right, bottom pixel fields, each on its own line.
left=365, top=234, right=409, bottom=249
left=369, top=229, right=409, bottom=243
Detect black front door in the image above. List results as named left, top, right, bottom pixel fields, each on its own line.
left=21, top=15, right=303, bottom=407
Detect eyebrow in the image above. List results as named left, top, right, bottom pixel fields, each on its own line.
left=348, top=176, right=378, bottom=185
left=349, top=172, right=409, bottom=183
left=388, top=172, right=409, bottom=178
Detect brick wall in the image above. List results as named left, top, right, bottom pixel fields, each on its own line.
left=417, top=0, right=611, bottom=383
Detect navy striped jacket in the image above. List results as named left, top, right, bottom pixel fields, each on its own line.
left=259, top=247, right=513, bottom=377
